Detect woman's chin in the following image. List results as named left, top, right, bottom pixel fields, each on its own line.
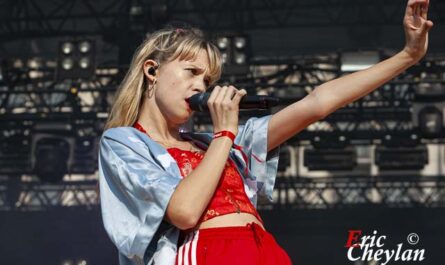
left=172, top=112, right=192, bottom=125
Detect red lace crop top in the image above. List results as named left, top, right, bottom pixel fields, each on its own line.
left=133, top=122, right=262, bottom=224
left=166, top=147, right=262, bottom=223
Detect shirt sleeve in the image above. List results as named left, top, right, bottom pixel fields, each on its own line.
left=235, top=115, right=280, bottom=202
left=98, top=136, right=181, bottom=264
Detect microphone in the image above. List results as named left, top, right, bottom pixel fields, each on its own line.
left=187, top=93, right=280, bottom=112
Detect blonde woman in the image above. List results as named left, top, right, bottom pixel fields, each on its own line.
left=99, top=1, right=432, bottom=264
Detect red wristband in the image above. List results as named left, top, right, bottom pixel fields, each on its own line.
left=213, top=130, right=236, bottom=143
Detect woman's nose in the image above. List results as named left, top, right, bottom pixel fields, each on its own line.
left=193, top=83, right=207, bottom=93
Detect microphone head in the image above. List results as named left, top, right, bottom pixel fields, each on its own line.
left=188, top=93, right=210, bottom=112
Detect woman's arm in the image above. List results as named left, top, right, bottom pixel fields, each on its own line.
left=267, top=0, right=433, bottom=152
left=165, top=86, right=247, bottom=230
left=165, top=136, right=233, bottom=230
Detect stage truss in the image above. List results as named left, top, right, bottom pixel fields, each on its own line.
left=1, top=175, right=445, bottom=211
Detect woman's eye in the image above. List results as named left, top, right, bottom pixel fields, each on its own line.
left=187, top=68, right=197, bottom=75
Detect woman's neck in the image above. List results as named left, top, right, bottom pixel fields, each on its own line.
left=137, top=99, right=182, bottom=143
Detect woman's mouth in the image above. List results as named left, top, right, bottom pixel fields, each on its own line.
left=184, top=98, right=192, bottom=112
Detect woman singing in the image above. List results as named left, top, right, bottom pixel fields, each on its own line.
left=98, top=1, right=432, bottom=264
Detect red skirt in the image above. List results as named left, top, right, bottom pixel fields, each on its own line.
left=175, top=222, right=292, bottom=265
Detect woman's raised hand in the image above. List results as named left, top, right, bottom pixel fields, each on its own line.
left=207, top=86, right=247, bottom=135
left=403, top=0, right=434, bottom=62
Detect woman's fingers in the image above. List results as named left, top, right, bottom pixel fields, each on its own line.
left=402, top=0, right=433, bottom=61
left=421, top=0, right=429, bottom=19
left=214, top=86, right=230, bottom=110
left=422, top=20, right=434, bottom=33
left=222, top=86, right=236, bottom=106
left=405, top=0, right=432, bottom=31
left=406, top=0, right=428, bottom=20
left=208, top=85, right=246, bottom=109
left=232, top=89, right=247, bottom=105
left=207, top=85, right=242, bottom=134
left=207, top=85, right=220, bottom=108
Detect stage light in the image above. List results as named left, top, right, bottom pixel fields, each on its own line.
left=418, top=106, right=443, bottom=138
left=79, top=57, right=90, bottom=69
left=78, top=41, right=91, bottom=53
left=304, top=147, right=357, bottom=171
left=214, top=34, right=249, bottom=75
left=26, top=58, right=45, bottom=79
left=61, top=42, right=74, bottom=55
left=234, top=52, right=246, bottom=65
left=234, top=37, right=246, bottom=49
left=12, top=58, right=24, bottom=68
left=217, top=37, right=230, bottom=49
left=413, top=82, right=445, bottom=102
left=130, top=5, right=143, bottom=16
left=77, top=259, right=87, bottom=265
left=221, top=52, right=229, bottom=64
left=34, top=137, right=70, bottom=183
left=27, top=57, right=43, bottom=69
left=61, top=258, right=88, bottom=265
left=57, top=39, right=95, bottom=80
left=231, top=35, right=248, bottom=66
left=62, top=58, right=74, bottom=70
left=375, top=145, right=428, bottom=170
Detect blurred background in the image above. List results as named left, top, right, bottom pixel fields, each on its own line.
left=0, top=0, right=444, bottom=264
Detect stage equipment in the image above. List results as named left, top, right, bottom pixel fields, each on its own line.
left=34, top=137, right=71, bottom=183
left=277, top=145, right=298, bottom=177
left=413, top=82, right=445, bottom=102
left=215, top=34, right=249, bottom=75
left=341, top=51, right=380, bottom=72
left=33, top=135, right=98, bottom=181
left=0, top=133, right=32, bottom=174
left=56, top=40, right=96, bottom=80
left=277, top=146, right=291, bottom=173
left=303, top=147, right=357, bottom=171
left=375, top=145, right=428, bottom=170
left=71, top=136, right=98, bottom=174
left=31, top=122, right=98, bottom=182
left=418, top=106, right=443, bottom=139
left=0, top=62, right=3, bottom=84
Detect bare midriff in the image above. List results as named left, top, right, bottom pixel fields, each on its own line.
left=196, top=212, right=265, bottom=230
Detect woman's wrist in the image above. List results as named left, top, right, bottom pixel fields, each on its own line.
left=400, top=47, right=424, bottom=66
left=213, top=130, right=236, bottom=143
left=208, top=135, right=233, bottom=154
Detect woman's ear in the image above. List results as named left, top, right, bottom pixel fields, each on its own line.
left=143, top=59, right=159, bottom=82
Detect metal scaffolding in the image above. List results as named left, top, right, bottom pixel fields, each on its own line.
left=1, top=0, right=444, bottom=39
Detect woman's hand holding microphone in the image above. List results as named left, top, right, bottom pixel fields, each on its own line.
left=206, top=85, right=247, bottom=139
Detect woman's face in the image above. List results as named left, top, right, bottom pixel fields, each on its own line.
left=154, top=49, right=211, bottom=126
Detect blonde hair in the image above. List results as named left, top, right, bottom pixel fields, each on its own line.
left=104, top=27, right=222, bottom=130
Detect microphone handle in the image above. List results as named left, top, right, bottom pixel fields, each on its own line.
left=189, top=93, right=279, bottom=111
left=240, top=96, right=279, bottom=109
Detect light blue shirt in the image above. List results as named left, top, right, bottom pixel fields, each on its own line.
left=98, top=115, right=280, bottom=265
